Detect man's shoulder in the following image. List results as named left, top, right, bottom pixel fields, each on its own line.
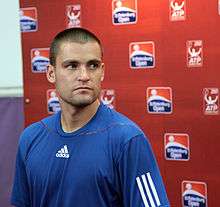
left=102, top=107, right=148, bottom=162
left=113, top=111, right=139, bottom=127
left=21, top=121, right=43, bottom=138
left=23, top=115, right=54, bottom=134
left=103, top=106, right=144, bottom=140
left=19, top=114, right=56, bottom=146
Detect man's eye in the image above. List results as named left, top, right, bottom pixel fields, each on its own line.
left=66, top=63, right=78, bottom=70
left=88, top=62, right=101, bottom=70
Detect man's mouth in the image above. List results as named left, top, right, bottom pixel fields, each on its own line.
left=74, top=86, right=92, bottom=91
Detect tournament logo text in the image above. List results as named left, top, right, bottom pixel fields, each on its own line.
left=203, top=88, right=219, bottom=115
left=182, top=181, right=207, bottom=207
left=129, top=42, right=155, bottom=69
left=147, top=87, right=172, bottom=114
left=47, top=90, right=61, bottom=114
left=100, top=89, right=116, bottom=109
left=66, top=4, right=81, bottom=28
left=112, top=0, right=137, bottom=25
left=164, top=133, right=189, bottom=161
left=187, top=40, right=203, bottom=67
left=169, top=0, right=186, bottom=21
left=20, top=7, right=38, bottom=32
left=218, top=0, right=220, bottom=15
left=31, top=48, right=49, bottom=73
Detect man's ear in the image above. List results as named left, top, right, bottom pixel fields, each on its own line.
left=46, top=64, right=56, bottom=83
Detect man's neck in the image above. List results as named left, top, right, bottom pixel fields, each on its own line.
left=60, top=100, right=100, bottom=133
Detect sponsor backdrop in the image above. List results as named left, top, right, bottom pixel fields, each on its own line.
left=20, top=0, right=220, bottom=206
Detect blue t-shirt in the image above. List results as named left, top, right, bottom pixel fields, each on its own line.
left=11, top=103, right=170, bottom=207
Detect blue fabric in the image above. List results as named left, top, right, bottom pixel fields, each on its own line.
left=11, top=103, right=170, bottom=207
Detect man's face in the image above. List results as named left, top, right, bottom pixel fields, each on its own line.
left=47, top=41, right=104, bottom=108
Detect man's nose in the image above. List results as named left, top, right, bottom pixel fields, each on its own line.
left=77, top=65, right=90, bottom=81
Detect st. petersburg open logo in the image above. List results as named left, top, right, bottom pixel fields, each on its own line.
left=20, top=7, right=38, bottom=32
left=164, top=133, right=189, bottom=161
left=112, top=0, right=137, bottom=25
left=147, top=87, right=172, bottom=114
left=129, top=42, right=155, bottom=69
left=47, top=89, right=61, bottom=114
left=31, top=48, right=49, bottom=73
left=182, top=181, right=208, bottom=207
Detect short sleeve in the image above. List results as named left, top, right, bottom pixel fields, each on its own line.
left=11, top=137, right=31, bottom=207
left=116, top=134, right=170, bottom=207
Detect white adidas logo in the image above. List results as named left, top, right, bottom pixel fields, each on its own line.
left=56, top=145, right=70, bottom=158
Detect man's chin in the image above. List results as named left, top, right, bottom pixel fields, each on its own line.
left=69, top=97, right=96, bottom=108
left=59, top=93, right=99, bottom=108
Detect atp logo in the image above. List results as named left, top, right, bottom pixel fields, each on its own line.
left=164, top=133, right=190, bottom=161
left=219, top=0, right=220, bottom=15
left=147, top=87, right=172, bottom=114
left=129, top=42, right=155, bottom=69
left=182, top=181, right=207, bottom=207
left=100, top=89, right=115, bottom=109
left=66, top=4, right=81, bottom=28
left=20, top=7, right=38, bottom=32
left=112, top=0, right=137, bottom=25
left=47, top=89, right=61, bottom=114
left=31, top=48, right=49, bottom=73
left=187, top=40, right=203, bottom=67
left=203, top=88, right=219, bottom=115
left=169, top=0, right=186, bottom=21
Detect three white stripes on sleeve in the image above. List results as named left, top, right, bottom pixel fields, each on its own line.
left=136, top=172, right=161, bottom=207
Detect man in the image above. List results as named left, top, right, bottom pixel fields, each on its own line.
left=11, top=28, right=170, bottom=207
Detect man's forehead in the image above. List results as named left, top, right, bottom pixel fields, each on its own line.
left=59, top=41, right=101, bottom=54
left=59, top=40, right=101, bottom=50
left=56, top=41, right=102, bottom=62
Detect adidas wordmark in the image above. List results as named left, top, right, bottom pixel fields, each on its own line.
left=56, top=145, right=70, bottom=158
